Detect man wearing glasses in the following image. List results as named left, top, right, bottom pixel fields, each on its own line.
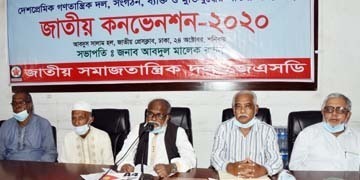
left=289, top=93, right=360, bottom=171
left=115, top=98, right=196, bottom=178
left=0, top=92, right=57, bottom=162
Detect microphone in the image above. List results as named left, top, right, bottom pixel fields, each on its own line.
left=98, top=122, right=155, bottom=180
left=144, top=122, right=155, bottom=132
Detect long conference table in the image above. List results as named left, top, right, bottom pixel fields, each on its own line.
left=0, top=160, right=359, bottom=180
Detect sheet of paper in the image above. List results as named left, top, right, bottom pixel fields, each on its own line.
left=81, top=169, right=142, bottom=180
left=80, top=172, right=104, bottom=180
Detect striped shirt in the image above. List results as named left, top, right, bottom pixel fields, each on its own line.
left=210, top=118, right=283, bottom=175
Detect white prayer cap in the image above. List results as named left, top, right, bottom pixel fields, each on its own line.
left=72, top=101, right=92, bottom=112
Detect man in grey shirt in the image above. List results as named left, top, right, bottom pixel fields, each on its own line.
left=0, top=92, right=57, bottom=162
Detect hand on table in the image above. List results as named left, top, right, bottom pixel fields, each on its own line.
left=226, top=158, right=267, bottom=178
left=119, top=164, right=135, bottom=173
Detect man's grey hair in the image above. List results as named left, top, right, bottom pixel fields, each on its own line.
left=232, top=90, right=257, bottom=106
left=321, top=93, right=352, bottom=111
left=148, top=98, right=172, bottom=114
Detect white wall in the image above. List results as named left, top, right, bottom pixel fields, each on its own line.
left=0, top=0, right=12, bottom=118
left=1, top=0, right=360, bottom=168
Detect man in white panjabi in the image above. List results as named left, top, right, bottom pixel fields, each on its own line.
left=58, top=101, right=114, bottom=165
left=115, top=99, right=196, bottom=178
left=289, top=93, right=360, bottom=171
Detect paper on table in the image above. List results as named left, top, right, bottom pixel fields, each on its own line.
left=81, top=168, right=142, bottom=180
left=218, top=171, right=270, bottom=180
left=80, top=172, right=104, bottom=180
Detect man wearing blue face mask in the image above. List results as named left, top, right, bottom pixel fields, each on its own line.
left=115, top=99, right=196, bottom=178
left=0, top=92, right=57, bottom=162
left=58, top=101, right=114, bottom=165
left=211, top=91, right=283, bottom=178
left=289, top=93, right=360, bottom=171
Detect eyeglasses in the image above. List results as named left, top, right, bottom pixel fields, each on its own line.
left=323, top=106, right=349, bottom=114
left=10, top=101, right=27, bottom=106
left=146, top=111, right=168, bottom=120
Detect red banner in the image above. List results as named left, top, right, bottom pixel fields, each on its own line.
left=10, top=58, right=311, bottom=83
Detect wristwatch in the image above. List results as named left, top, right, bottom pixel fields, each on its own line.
left=170, top=163, right=177, bottom=173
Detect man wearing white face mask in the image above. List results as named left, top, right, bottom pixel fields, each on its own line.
left=58, top=101, right=114, bottom=165
left=0, top=92, right=57, bottom=162
left=289, top=93, right=360, bottom=171
left=115, top=99, right=196, bottom=178
left=211, top=91, right=283, bottom=178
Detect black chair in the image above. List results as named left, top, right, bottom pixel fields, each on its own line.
left=145, top=107, right=193, bottom=145
left=51, top=126, right=57, bottom=147
left=92, top=109, right=131, bottom=159
left=222, top=107, right=272, bottom=125
left=287, top=111, right=322, bottom=159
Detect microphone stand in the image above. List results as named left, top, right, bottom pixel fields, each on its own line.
left=140, top=129, right=154, bottom=180
left=98, top=123, right=155, bottom=180
left=140, top=148, right=153, bottom=180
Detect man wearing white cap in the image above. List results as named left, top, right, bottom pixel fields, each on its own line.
left=58, top=101, right=114, bottom=165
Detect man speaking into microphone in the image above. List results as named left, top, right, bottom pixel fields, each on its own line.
left=115, top=98, right=196, bottom=178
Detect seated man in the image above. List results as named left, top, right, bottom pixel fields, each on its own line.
left=211, top=91, right=283, bottom=178
left=0, top=92, right=57, bottom=162
left=289, top=93, right=360, bottom=171
left=58, top=101, right=114, bottom=165
left=115, top=98, right=196, bottom=178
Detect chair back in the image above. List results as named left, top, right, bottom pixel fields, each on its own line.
left=145, top=107, right=193, bottom=145
left=287, top=111, right=322, bottom=158
left=92, top=109, right=130, bottom=158
left=222, top=107, right=272, bottom=125
left=51, top=126, right=57, bottom=147
left=169, top=107, right=192, bottom=145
